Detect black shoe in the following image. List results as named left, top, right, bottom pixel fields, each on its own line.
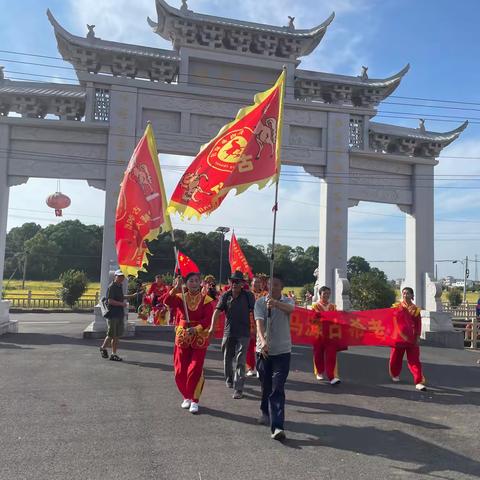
left=257, top=413, right=269, bottom=426
left=226, top=381, right=233, bottom=389
left=232, top=390, right=243, bottom=399
left=109, top=354, right=123, bottom=361
left=100, top=347, right=108, bottom=359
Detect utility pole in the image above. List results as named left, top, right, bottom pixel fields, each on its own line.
left=215, top=226, right=230, bottom=287
left=463, top=255, right=469, bottom=304
left=475, top=254, right=478, bottom=283
left=22, top=252, right=28, bottom=290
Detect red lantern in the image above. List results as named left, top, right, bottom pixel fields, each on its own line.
left=46, top=192, right=71, bottom=217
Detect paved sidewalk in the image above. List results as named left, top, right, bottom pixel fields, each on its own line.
left=0, top=313, right=479, bottom=480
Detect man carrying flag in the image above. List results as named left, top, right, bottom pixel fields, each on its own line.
left=115, top=122, right=171, bottom=276
left=168, top=70, right=285, bottom=219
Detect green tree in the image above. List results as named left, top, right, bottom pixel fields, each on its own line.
left=24, top=232, right=59, bottom=280
left=4, top=222, right=42, bottom=278
left=347, top=256, right=371, bottom=280
left=350, top=270, right=396, bottom=310
left=58, top=269, right=89, bottom=308
left=447, top=288, right=462, bottom=307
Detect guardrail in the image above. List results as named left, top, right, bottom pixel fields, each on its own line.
left=3, top=291, right=100, bottom=310
left=442, top=302, right=479, bottom=349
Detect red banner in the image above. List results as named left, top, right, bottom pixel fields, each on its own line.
left=214, top=306, right=416, bottom=347
left=229, top=233, right=253, bottom=279
left=175, top=250, right=200, bottom=278
left=115, top=123, right=171, bottom=276
left=168, top=71, right=286, bottom=219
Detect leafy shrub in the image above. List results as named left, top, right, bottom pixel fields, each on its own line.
left=58, top=270, right=89, bottom=308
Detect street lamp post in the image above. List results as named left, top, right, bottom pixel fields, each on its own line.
left=216, top=226, right=230, bottom=287
left=453, top=256, right=469, bottom=303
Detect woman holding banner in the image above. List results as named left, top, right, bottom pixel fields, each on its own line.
left=162, top=273, right=215, bottom=414
left=312, top=286, right=342, bottom=385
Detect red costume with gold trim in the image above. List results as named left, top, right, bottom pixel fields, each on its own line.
left=312, top=301, right=339, bottom=380
left=389, top=301, right=425, bottom=385
left=163, top=290, right=214, bottom=402
left=246, top=289, right=267, bottom=371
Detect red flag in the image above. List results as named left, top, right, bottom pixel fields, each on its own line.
left=175, top=251, right=200, bottom=278
left=115, top=123, right=171, bottom=276
left=168, top=70, right=286, bottom=219
left=229, top=233, right=253, bottom=280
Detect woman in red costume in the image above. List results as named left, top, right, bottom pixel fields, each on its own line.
left=162, top=272, right=214, bottom=414
left=389, top=287, right=426, bottom=391
left=312, top=286, right=342, bottom=385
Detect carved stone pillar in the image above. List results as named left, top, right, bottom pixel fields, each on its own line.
left=317, top=112, right=350, bottom=305
left=0, top=124, right=16, bottom=334
left=84, top=85, right=138, bottom=338
left=404, top=164, right=434, bottom=309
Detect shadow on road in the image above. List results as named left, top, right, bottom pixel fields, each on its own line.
left=201, top=407, right=480, bottom=478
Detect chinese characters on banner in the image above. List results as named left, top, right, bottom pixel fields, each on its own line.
left=168, top=70, right=286, bottom=219
left=214, top=306, right=416, bottom=348
left=115, top=123, right=171, bottom=276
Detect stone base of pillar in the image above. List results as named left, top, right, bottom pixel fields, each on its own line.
left=83, top=305, right=135, bottom=339
left=420, top=311, right=464, bottom=349
left=0, top=300, right=18, bottom=335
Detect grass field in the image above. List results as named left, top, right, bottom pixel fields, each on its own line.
left=2, top=280, right=479, bottom=304
left=3, top=280, right=100, bottom=297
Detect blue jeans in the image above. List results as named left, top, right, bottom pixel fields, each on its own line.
left=256, top=352, right=291, bottom=433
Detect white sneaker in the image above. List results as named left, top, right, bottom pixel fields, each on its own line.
left=271, top=428, right=286, bottom=441
left=246, top=370, right=255, bottom=377
left=189, top=401, right=199, bottom=414
left=330, top=377, right=341, bottom=385
left=181, top=399, right=191, bottom=409
left=415, top=383, right=427, bottom=391
left=256, top=371, right=260, bottom=378
left=316, top=374, right=325, bottom=381
left=391, top=376, right=400, bottom=383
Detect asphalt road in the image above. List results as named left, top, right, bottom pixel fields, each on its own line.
left=0, top=313, right=479, bottom=480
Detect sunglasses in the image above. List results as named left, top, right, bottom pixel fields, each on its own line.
left=231, top=279, right=243, bottom=285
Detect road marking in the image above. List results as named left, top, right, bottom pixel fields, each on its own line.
left=19, top=321, right=71, bottom=324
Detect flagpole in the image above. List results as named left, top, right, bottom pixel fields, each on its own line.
left=169, top=229, right=191, bottom=325
left=266, top=66, right=286, bottom=347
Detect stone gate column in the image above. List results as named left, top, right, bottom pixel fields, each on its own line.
left=84, top=85, right=138, bottom=337
left=404, top=164, right=434, bottom=309
left=0, top=124, right=14, bottom=334
left=317, top=113, right=350, bottom=304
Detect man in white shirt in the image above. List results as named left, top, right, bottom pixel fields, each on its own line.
left=254, top=274, right=294, bottom=441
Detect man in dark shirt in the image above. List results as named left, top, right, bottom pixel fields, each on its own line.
left=209, top=271, right=255, bottom=399
left=100, top=269, right=126, bottom=361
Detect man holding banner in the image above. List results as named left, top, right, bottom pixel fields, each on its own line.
left=254, top=274, right=294, bottom=441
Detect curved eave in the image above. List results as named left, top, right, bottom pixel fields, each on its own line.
left=370, top=120, right=468, bottom=145
left=48, top=9, right=179, bottom=62
left=297, top=64, right=410, bottom=89
left=0, top=80, right=86, bottom=99
left=154, top=0, right=334, bottom=40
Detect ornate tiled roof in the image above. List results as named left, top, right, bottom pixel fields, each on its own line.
left=47, top=9, right=179, bottom=82
left=368, top=120, right=468, bottom=157
left=0, top=79, right=86, bottom=120
left=147, top=0, right=334, bottom=59
left=295, top=65, right=410, bottom=108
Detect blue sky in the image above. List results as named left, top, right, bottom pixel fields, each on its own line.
left=1, top=0, right=480, bottom=281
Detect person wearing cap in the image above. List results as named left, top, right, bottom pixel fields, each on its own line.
left=162, top=272, right=215, bottom=414
left=100, top=269, right=127, bottom=361
left=209, top=270, right=256, bottom=399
